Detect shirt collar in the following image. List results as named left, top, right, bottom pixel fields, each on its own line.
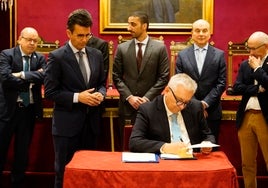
left=19, top=45, right=31, bottom=57
left=135, top=35, right=149, bottom=46
left=194, top=43, right=208, bottom=51
left=68, top=40, right=86, bottom=54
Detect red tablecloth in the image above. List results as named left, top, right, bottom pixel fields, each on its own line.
left=64, top=151, right=239, bottom=188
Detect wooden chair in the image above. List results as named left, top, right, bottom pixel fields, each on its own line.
left=226, top=40, right=249, bottom=94
left=36, top=37, right=60, bottom=55
left=123, top=125, right=133, bottom=151
left=103, top=40, right=119, bottom=152
left=170, top=37, right=193, bottom=77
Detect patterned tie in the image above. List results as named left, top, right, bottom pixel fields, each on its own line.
left=170, top=113, right=181, bottom=142
left=136, top=43, right=143, bottom=72
left=78, top=51, right=88, bottom=83
left=20, top=56, right=30, bottom=106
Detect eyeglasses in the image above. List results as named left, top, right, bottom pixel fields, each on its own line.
left=246, top=43, right=265, bottom=51
left=22, top=37, right=39, bottom=44
left=169, top=87, right=189, bottom=107
left=75, top=33, right=93, bottom=40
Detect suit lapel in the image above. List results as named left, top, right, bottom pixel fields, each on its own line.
left=139, top=39, right=152, bottom=74
left=200, top=45, right=214, bottom=75
left=65, top=44, right=86, bottom=85
left=187, top=46, right=200, bottom=79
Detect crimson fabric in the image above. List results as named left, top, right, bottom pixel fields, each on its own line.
left=64, top=151, right=239, bottom=188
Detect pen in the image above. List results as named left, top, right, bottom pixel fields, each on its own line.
left=180, top=137, right=184, bottom=143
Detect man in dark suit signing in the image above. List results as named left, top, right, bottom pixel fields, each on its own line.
left=129, top=73, right=215, bottom=155
left=176, top=19, right=226, bottom=143
left=0, top=27, right=46, bottom=187
left=44, top=9, right=106, bottom=188
left=113, top=11, right=170, bottom=149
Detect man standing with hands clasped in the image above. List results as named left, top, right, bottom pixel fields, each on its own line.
left=176, top=19, right=226, bottom=143
left=113, top=11, right=169, bottom=149
left=44, top=9, right=106, bottom=188
left=233, top=31, right=268, bottom=188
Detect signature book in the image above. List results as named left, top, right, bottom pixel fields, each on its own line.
left=122, top=152, right=159, bottom=163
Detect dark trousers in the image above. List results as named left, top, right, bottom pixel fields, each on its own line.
left=53, top=115, right=98, bottom=188
left=0, top=104, right=35, bottom=188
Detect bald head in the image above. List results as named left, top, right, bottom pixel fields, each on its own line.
left=191, top=19, right=211, bottom=48
left=248, top=31, right=268, bottom=44
left=18, top=27, right=40, bottom=55
left=192, top=19, right=210, bottom=31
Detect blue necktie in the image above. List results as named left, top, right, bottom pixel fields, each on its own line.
left=20, top=56, right=30, bottom=106
left=170, top=113, right=181, bottom=142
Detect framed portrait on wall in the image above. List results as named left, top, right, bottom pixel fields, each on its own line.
left=99, top=0, right=214, bottom=34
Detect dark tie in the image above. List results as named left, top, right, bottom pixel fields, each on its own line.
left=170, top=113, right=181, bottom=142
left=136, top=43, right=143, bottom=72
left=78, top=51, right=88, bottom=83
left=20, top=56, right=30, bottom=106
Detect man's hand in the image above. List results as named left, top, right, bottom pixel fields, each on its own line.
left=200, top=141, right=213, bottom=155
left=248, top=55, right=261, bottom=70
left=78, top=88, right=104, bottom=106
left=128, top=96, right=147, bottom=110
left=12, top=72, right=22, bottom=78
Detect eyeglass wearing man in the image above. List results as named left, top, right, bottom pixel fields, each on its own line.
left=233, top=31, right=268, bottom=188
left=0, top=27, right=46, bottom=187
left=129, top=73, right=216, bottom=155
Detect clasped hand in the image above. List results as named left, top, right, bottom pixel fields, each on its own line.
left=78, top=88, right=104, bottom=106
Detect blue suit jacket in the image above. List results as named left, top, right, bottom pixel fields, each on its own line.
left=129, top=95, right=216, bottom=153
left=0, top=46, right=46, bottom=119
left=44, top=43, right=106, bottom=137
left=233, top=56, right=268, bottom=128
left=176, top=45, right=226, bottom=120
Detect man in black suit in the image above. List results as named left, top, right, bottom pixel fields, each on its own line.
left=233, top=31, right=268, bottom=188
left=87, top=35, right=109, bottom=80
left=0, top=27, right=46, bottom=187
left=44, top=9, right=106, bottom=188
left=129, top=73, right=215, bottom=155
left=176, top=19, right=226, bottom=143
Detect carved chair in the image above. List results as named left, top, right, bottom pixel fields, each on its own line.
left=36, top=37, right=60, bottom=55
left=226, top=40, right=249, bottom=94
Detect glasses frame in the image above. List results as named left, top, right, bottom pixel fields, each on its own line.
left=246, top=43, right=265, bottom=51
left=168, top=87, right=189, bottom=107
left=22, top=36, right=39, bottom=44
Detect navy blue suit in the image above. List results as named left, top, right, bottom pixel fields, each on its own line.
left=129, top=95, right=215, bottom=153
left=176, top=45, right=226, bottom=142
left=0, top=46, right=46, bottom=185
left=44, top=42, right=106, bottom=188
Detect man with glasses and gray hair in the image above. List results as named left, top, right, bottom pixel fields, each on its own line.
left=129, top=73, right=215, bottom=155
left=233, top=31, right=268, bottom=188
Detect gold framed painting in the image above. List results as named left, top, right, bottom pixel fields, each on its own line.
left=99, top=0, right=214, bottom=34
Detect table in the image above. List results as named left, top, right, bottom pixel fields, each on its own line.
left=63, top=151, right=239, bottom=188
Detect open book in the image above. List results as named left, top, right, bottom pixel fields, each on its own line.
left=122, top=152, right=159, bottom=163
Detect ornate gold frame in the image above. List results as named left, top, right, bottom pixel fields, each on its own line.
left=99, top=0, right=214, bottom=34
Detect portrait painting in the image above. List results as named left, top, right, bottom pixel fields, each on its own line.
left=100, top=0, right=214, bottom=34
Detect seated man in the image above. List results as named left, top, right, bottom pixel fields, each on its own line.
left=129, top=73, right=215, bottom=155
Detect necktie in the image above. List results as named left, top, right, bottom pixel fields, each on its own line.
left=170, top=113, right=181, bottom=142
left=20, top=56, right=30, bottom=106
left=137, top=43, right=143, bottom=72
left=78, top=51, right=88, bottom=83
left=196, top=48, right=205, bottom=74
